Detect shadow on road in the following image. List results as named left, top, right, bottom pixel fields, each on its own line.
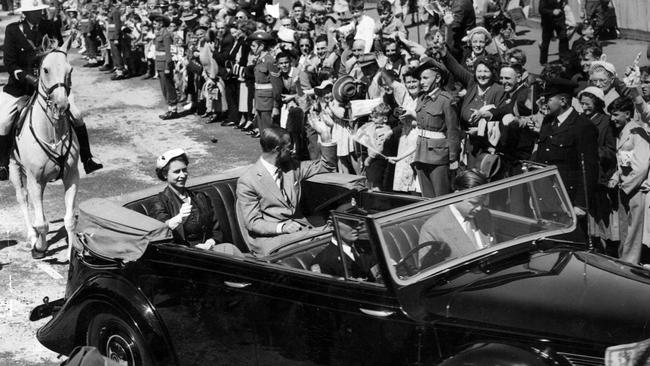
left=0, top=239, right=17, bottom=250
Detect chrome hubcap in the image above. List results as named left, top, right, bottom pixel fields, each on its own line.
left=106, top=334, right=133, bottom=366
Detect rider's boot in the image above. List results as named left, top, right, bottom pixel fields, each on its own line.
left=0, top=134, right=11, bottom=181
left=73, top=125, right=103, bottom=174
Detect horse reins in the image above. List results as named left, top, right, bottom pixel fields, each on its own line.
left=21, top=49, right=74, bottom=182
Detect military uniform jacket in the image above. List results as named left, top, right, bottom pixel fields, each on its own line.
left=3, top=20, right=57, bottom=97
left=533, top=109, right=599, bottom=207
left=246, top=52, right=281, bottom=111
left=107, top=7, right=122, bottom=40
left=414, top=89, right=461, bottom=165
left=154, top=29, right=173, bottom=72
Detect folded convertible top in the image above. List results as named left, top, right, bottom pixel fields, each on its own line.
left=73, top=198, right=171, bottom=262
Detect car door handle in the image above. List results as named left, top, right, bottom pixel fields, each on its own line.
left=224, top=281, right=251, bottom=289
left=359, top=308, right=395, bottom=317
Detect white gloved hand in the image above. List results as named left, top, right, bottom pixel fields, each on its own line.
left=168, top=202, right=192, bottom=229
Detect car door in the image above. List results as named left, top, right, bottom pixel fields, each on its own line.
left=219, top=214, right=422, bottom=366
left=137, top=243, right=260, bottom=366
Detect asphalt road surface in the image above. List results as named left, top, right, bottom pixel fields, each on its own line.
left=0, top=14, right=648, bottom=365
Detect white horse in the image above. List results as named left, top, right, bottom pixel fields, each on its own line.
left=9, top=35, right=80, bottom=259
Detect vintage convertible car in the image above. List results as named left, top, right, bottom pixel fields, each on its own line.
left=31, top=166, right=650, bottom=366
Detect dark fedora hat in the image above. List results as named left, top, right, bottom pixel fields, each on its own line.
left=541, top=78, right=578, bottom=98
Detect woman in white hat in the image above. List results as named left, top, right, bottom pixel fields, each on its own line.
left=149, top=149, right=223, bottom=249
left=578, top=86, right=617, bottom=242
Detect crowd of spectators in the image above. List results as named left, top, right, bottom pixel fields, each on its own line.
left=51, top=0, right=649, bottom=265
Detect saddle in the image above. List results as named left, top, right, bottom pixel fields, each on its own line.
left=12, top=94, right=35, bottom=140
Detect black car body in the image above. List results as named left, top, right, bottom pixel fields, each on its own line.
left=32, top=167, right=650, bottom=366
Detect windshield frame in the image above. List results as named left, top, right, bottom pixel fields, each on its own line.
left=370, top=167, right=577, bottom=287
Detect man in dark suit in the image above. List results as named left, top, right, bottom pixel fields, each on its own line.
left=0, top=1, right=102, bottom=181
left=212, top=19, right=241, bottom=126
left=310, top=204, right=378, bottom=281
left=539, top=0, right=570, bottom=65
left=236, top=120, right=336, bottom=256
left=533, top=79, right=599, bottom=228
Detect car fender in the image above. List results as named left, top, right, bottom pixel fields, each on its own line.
left=438, top=342, right=559, bottom=366
left=36, top=273, right=177, bottom=366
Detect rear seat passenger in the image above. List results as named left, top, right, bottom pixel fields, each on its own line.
left=124, top=178, right=249, bottom=253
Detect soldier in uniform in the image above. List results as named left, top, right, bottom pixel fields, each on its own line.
left=406, top=57, right=461, bottom=198
left=152, top=13, right=179, bottom=120
left=0, top=0, right=102, bottom=181
left=246, top=30, right=281, bottom=137
left=80, top=7, right=101, bottom=67
left=107, top=0, right=128, bottom=79
left=533, top=79, right=599, bottom=235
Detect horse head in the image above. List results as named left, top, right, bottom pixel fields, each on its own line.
left=38, top=35, right=73, bottom=120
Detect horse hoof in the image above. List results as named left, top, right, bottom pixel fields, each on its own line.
left=0, top=166, right=8, bottom=181
left=31, top=246, right=48, bottom=259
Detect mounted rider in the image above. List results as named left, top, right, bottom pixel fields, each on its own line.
left=0, top=0, right=103, bottom=181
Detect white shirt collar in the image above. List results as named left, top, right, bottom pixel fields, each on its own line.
left=556, top=107, right=574, bottom=126
left=331, top=237, right=355, bottom=261
left=259, top=157, right=278, bottom=178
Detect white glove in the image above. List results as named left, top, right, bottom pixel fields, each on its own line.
left=167, top=202, right=192, bottom=229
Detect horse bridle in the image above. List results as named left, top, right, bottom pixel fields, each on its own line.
left=37, top=49, right=72, bottom=112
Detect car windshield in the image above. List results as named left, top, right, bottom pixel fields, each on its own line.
left=375, top=169, right=575, bottom=285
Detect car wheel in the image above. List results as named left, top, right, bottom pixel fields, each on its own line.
left=86, top=313, right=153, bottom=366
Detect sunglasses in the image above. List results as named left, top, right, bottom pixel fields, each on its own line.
left=300, top=44, right=311, bottom=48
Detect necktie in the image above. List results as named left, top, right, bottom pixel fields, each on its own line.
left=276, top=169, right=293, bottom=208
left=551, top=118, right=560, bottom=129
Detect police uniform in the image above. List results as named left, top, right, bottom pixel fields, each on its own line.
left=413, top=88, right=461, bottom=198
left=108, top=5, right=126, bottom=77
left=80, top=12, right=100, bottom=65
left=533, top=108, right=599, bottom=208
left=153, top=17, right=178, bottom=119
left=0, top=10, right=102, bottom=180
left=247, top=31, right=280, bottom=133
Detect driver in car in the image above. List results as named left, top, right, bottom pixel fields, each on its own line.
left=417, top=170, right=495, bottom=268
left=310, top=202, right=379, bottom=282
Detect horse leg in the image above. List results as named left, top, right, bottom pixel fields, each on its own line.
left=26, top=174, right=48, bottom=253
left=8, top=160, right=38, bottom=246
left=63, top=167, right=79, bottom=259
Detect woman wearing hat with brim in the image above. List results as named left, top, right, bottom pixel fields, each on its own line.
left=577, top=86, right=617, bottom=241
left=460, top=26, right=494, bottom=72
left=247, top=30, right=280, bottom=138
left=149, top=149, right=224, bottom=248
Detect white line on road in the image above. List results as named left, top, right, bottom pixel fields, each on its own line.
left=36, top=263, right=63, bottom=280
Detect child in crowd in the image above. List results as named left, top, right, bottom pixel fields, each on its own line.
left=388, top=117, right=420, bottom=194
left=363, top=103, right=394, bottom=190
left=607, top=96, right=650, bottom=266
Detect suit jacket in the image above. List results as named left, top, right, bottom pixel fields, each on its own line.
left=533, top=109, right=599, bottom=207
left=495, top=84, right=537, bottom=161
left=446, top=0, right=476, bottom=58
left=589, top=112, right=616, bottom=185
left=310, top=241, right=376, bottom=281
left=3, top=20, right=60, bottom=97
left=418, top=206, right=495, bottom=266
left=539, top=0, right=567, bottom=23
left=149, top=186, right=223, bottom=246
left=236, top=144, right=337, bottom=254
